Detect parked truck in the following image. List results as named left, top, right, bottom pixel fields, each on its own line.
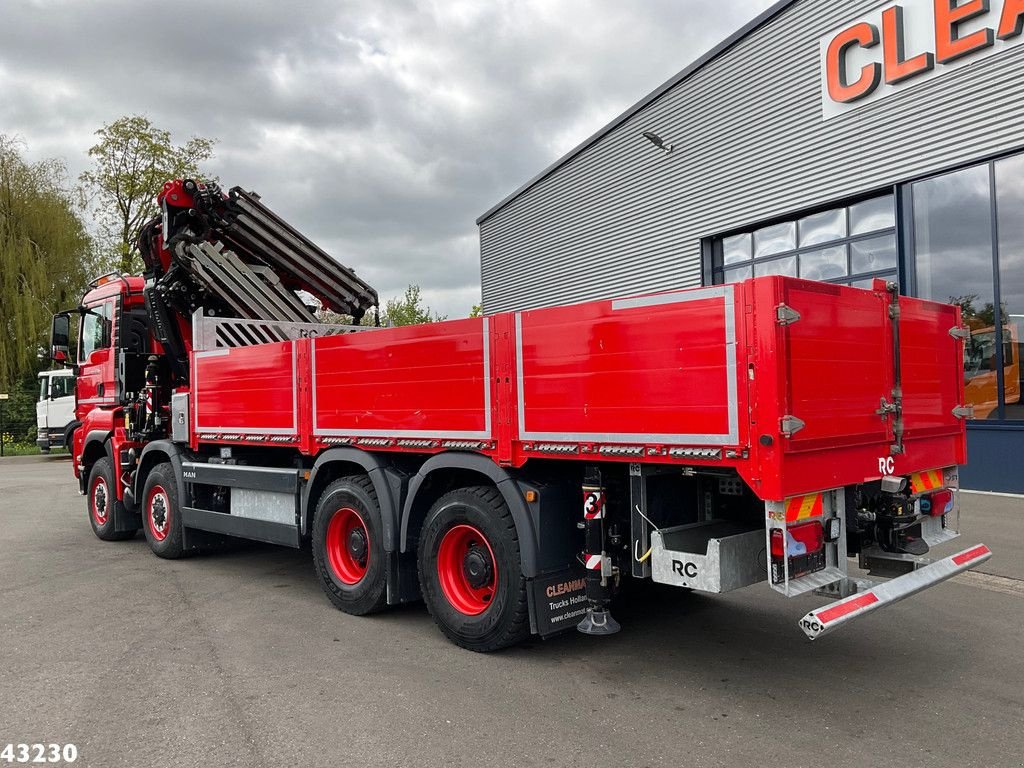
left=51, top=178, right=991, bottom=651
left=36, top=369, right=77, bottom=452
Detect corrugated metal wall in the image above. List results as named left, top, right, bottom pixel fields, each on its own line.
left=478, top=0, right=1024, bottom=313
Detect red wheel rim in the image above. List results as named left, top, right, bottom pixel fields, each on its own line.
left=325, top=507, right=370, bottom=585
left=436, top=524, right=497, bottom=616
left=147, top=484, right=171, bottom=542
left=91, top=475, right=109, bottom=526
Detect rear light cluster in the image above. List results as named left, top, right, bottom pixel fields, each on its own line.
left=770, top=521, right=825, bottom=584
left=919, top=488, right=954, bottom=517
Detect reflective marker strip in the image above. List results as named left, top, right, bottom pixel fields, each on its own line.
left=910, top=469, right=943, bottom=494
left=784, top=493, right=824, bottom=523
left=815, top=592, right=879, bottom=625
left=953, top=544, right=991, bottom=566
left=585, top=554, right=603, bottom=570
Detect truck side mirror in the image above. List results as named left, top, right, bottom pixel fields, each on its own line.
left=51, top=313, right=71, bottom=365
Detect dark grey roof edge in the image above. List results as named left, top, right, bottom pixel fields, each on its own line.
left=475, top=0, right=800, bottom=225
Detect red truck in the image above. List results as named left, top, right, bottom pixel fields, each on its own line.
left=50, top=178, right=991, bottom=651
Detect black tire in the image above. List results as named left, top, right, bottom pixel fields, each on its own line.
left=417, top=486, right=529, bottom=652
left=86, top=457, right=134, bottom=541
left=141, top=463, right=184, bottom=559
left=312, top=476, right=388, bottom=615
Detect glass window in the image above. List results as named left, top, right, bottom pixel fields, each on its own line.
left=710, top=192, right=897, bottom=292
left=914, top=165, right=993, bottom=319
left=722, top=233, right=752, bottom=265
left=850, top=234, right=897, bottom=274
left=997, top=154, right=1024, bottom=420
left=850, top=195, right=896, bottom=235
left=914, top=164, right=996, bottom=418
left=754, top=256, right=797, bottom=277
left=723, top=264, right=752, bottom=282
left=800, top=245, right=847, bottom=281
left=754, top=222, right=796, bottom=258
left=79, top=302, right=113, bottom=364
left=799, top=208, right=846, bottom=247
left=39, top=378, right=48, bottom=401
left=50, top=376, right=74, bottom=399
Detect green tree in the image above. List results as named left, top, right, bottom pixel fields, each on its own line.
left=469, top=304, right=482, bottom=318
left=0, top=136, right=90, bottom=388
left=381, top=284, right=446, bottom=326
left=80, top=115, right=216, bottom=274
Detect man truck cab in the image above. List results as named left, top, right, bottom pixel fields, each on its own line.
left=35, top=369, right=76, bottom=453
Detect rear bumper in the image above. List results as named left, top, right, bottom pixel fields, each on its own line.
left=799, top=543, right=992, bottom=639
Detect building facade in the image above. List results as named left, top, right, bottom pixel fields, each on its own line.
left=476, top=0, right=1024, bottom=492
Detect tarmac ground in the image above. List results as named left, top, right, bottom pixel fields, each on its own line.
left=1, top=454, right=1022, bottom=768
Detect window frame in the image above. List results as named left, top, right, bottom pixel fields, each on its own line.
left=705, top=190, right=899, bottom=289
left=78, top=300, right=114, bottom=365
left=904, top=153, right=1024, bottom=423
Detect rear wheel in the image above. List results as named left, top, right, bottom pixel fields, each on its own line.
left=141, top=463, right=184, bottom=559
left=417, top=486, right=529, bottom=652
left=87, top=456, right=134, bottom=541
left=312, top=476, right=388, bottom=615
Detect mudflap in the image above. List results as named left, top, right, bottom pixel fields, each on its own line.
left=112, top=497, right=142, bottom=535
left=528, top=568, right=589, bottom=638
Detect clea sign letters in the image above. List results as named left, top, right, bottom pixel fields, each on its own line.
left=821, top=0, right=1024, bottom=118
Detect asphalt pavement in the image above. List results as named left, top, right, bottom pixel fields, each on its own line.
left=1, top=455, right=1022, bottom=768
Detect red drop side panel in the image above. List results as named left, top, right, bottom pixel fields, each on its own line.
left=777, top=280, right=893, bottom=451
left=312, top=318, right=491, bottom=439
left=900, top=297, right=965, bottom=439
left=193, top=341, right=298, bottom=437
left=515, top=286, right=740, bottom=445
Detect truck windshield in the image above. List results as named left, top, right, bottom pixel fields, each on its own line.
left=79, top=303, right=113, bottom=363
left=39, top=377, right=48, bottom=401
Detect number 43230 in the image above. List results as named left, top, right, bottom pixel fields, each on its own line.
left=0, top=744, right=77, bottom=764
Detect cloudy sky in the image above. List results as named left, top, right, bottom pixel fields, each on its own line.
left=1, top=0, right=774, bottom=317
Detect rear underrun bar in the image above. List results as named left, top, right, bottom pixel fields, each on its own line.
left=799, top=543, right=992, bottom=640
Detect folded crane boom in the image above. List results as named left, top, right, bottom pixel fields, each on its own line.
left=136, top=178, right=379, bottom=385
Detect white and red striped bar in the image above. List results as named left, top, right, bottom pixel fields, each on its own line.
left=799, top=543, right=992, bottom=640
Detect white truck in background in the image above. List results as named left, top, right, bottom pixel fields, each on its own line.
left=36, top=369, right=76, bottom=453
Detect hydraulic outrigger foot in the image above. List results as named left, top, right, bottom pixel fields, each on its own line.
left=577, top=608, right=621, bottom=636
left=577, top=467, right=621, bottom=636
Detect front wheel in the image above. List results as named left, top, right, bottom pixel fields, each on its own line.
left=417, top=486, right=529, bottom=652
left=87, top=456, right=134, bottom=541
left=141, top=463, right=184, bottom=559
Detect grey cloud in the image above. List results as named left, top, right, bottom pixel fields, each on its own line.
left=1, top=0, right=775, bottom=317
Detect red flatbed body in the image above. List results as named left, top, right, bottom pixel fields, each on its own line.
left=191, top=276, right=966, bottom=501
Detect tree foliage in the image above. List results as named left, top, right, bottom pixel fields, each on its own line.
left=469, top=304, right=482, bottom=318
left=80, top=115, right=216, bottom=274
left=381, top=284, right=446, bottom=326
left=0, top=136, right=90, bottom=389
left=316, top=284, right=447, bottom=327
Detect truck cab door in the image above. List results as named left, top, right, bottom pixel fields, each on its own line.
left=48, top=374, right=76, bottom=433
left=77, top=299, right=116, bottom=416
left=36, top=375, right=49, bottom=434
